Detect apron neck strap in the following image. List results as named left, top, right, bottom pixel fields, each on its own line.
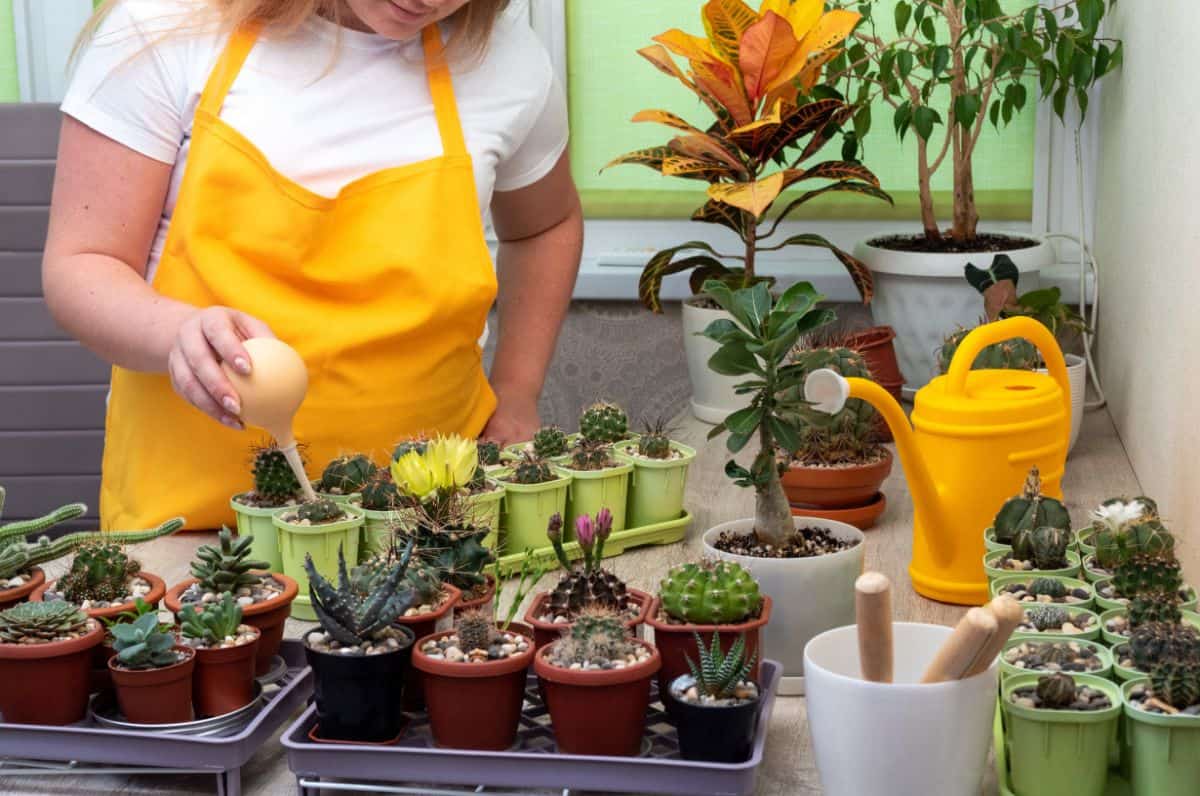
left=197, top=22, right=468, bottom=160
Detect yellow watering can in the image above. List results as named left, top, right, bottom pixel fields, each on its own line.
left=805, top=317, right=1071, bottom=605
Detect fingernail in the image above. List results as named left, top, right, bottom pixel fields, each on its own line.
left=221, top=415, right=243, bottom=430
left=223, top=397, right=240, bottom=415
left=234, top=357, right=250, bottom=375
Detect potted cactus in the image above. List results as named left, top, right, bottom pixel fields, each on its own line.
left=983, top=467, right=1072, bottom=552
left=0, top=487, right=87, bottom=608
left=525, top=512, right=651, bottom=650
left=1001, top=672, right=1122, bottom=796
left=108, top=611, right=196, bottom=724
left=533, top=607, right=661, bottom=757
left=646, top=559, right=770, bottom=697
left=476, top=440, right=503, bottom=471
left=1099, top=544, right=1200, bottom=645
left=613, top=419, right=696, bottom=528
left=163, top=528, right=298, bottom=676
left=303, top=542, right=417, bottom=744
left=231, top=443, right=306, bottom=571
left=1112, top=620, right=1200, bottom=684
left=1012, top=604, right=1101, bottom=642
left=400, top=490, right=494, bottom=613
left=1076, top=494, right=1160, bottom=554
left=498, top=451, right=572, bottom=555
left=559, top=439, right=634, bottom=533
left=179, top=593, right=260, bottom=717
left=983, top=525, right=1081, bottom=582
left=1123, top=641, right=1200, bottom=794
left=999, top=637, right=1113, bottom=682
left=504, top=424, right=572, bottom=462
left=314, top=453, right=377, bottom=504
left=0, top=601, right=103, bottom=724
left=937, top=324, right=1040, bottom=374
left=664, top=633, right=760, bottom=764
left=990, top=574, right=1094, bottom=609
left=273, top=497, right=364, bottom=621
left=579, top=402, right=632, bottom=446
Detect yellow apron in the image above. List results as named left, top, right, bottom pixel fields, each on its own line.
left=100, top=25, right=498, bottom=530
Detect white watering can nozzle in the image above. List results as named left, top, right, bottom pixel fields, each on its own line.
left=804, top=369, right=850, bottom=414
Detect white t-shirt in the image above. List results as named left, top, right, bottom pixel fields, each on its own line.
left=62, top=0, right=568, bottom=281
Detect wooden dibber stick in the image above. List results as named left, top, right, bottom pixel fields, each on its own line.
left=963, top=596, right=1025, bottom=678
left=855, top=572, right=893, bottom=683
left=920, top=607, right=997, bottom=684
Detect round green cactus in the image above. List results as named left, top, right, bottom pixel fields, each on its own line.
left=318, top=454, right=376, bottom=495
left=1093, top=497, right=1174, bottom=569
left=532, top=426, right=569, bottom=459
left=784, top=345, right=881, bottom=465
left=1130, top=622, right=1200, bottom=673
left=658, top=560, right=762, bottom=625
left=297, top=498, right=343, bottom=524
left=1113, top=554, right=1183, bottom=599
left=992, top=467, right=1071, bottom=546
left=1035, top=672, right=1078, bottom=708
left=359, top=472, right=401, bottom=512
left=509, top=452, right=554, bottom=485
left=1150, top=659, right=1200, bottom=710
left=579, top=402, right=628, bottom=444
left=1027, top=576, right=1068, bottom=599
left=251, top=444, right=302, bottom=505
left=938, top=326, right=1039, bottom=373
left=477, top=441, right=502, bottom=467
left=1012, top=525, right=1070, bottom=570
left=637, top=420, right=673, bottom=459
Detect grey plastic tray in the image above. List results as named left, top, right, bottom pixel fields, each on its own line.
left=283, top=658, right=780, bottom=796
left=0, top=639, right=313, bottom=796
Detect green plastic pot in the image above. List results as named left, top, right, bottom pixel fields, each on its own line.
left=1123, top=677, right=1200, bottom=796
left=1109, top=647, right=1143, bottom=683
left=1075, top=527, right=1096, bottom=557
left=273, top=505, right=363, bottom=621
left=1079, top=554, right=1112, bottom=584
left=498, top=470, right=571, bottom=556
left=466, top=481, right=504, bottom=551
left=1001, top=672, right=1122, bottom=796
left=983, top=549, right=1082, bottom=584
left=983, top=526, right=1012, bottom=554
left=1011, top=606, right=1103, bottom=643
left=997, top=636, right=1113, bottom=682
left=502, top=435, right=577, bottom=464
left=990, top=574, right=1096, bottom=610
left=231, top=494, right=289, bottom=573
left=357, top=506, right=407, bottom=562
left=1101, top=609, right=1200, bottom=646
left=560, top=460, right=634, bottom=533
left=1093, top=577, right=1198, bottom=613
left=612, top=441, right=695, bottom=529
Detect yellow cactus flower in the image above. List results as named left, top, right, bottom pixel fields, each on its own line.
left=391, top=450, right=436, bottom=501
left=425, top=434, right=478, bottom=491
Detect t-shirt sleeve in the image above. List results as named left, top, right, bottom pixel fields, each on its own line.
left=493, top=67, right=569, bottom=193
left=60, top=1, right=193, bottom=164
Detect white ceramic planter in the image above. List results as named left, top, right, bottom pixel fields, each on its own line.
left=804, top=622, right=998, bottom=796
left=681, top=301, right=748, bottom=424
left=702, top=517, right=865, bottom=695
left=1039, top=353, right=1086, bottom=455
left=856, top=235, right=1055, bottom=396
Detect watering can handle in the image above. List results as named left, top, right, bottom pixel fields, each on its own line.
left=944, top=316, right=1072, bottom=426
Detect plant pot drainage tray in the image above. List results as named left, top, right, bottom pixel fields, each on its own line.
left=0, top=640, right=312, bottom=796
left=283, top=659, right=780, bottom=796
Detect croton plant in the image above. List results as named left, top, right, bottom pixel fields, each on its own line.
left=607, top=0, right=893, bottom=312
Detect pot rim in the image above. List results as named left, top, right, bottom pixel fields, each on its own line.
left=230, top=493, right=299, bottom=516
left=841, top=325, right=897, bottom=348
left=1001, top=671, right=1122, bottom=724
left=523, top=588, right=652, bottom=633
left=271, top=505, right=364, bottom=533
left=783, top=448, right=894, bottom=484
left=701, top=517, right=866, bottom=565
left=533, top=637, right=661, bottom=686
left=302, top=624, right=415, bottom=659
left=0, top=616, right=103, bottom=660
left=496, top=470, right=573, bottom=493
left=644, top=595, right=772, bottom=635
left=32, top=571, right=168, bottom=620
left=666, top=673, right=761, bottom=709
left=392, top=583, right=461, bottom=625
left=1121, top=677, right=1200, bottom=726
left=611, top=439, right=698, bottom=468
left=186, top=623, right=261, bottom=655
left=556, top=460, right=634, bottom=478
left=455, top=574, right=497, bottom=611
left=0, top=566, right=45, bottom=599
left=108, top=643, right=196, bottom=675
left=163, top=572, right=299, bottom=616
left=411, top=626, right=535, bottom=678
left=856, top=233, right=1051, bottom=277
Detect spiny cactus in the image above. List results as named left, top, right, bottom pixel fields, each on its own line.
left=992, top=468, right=1071, bottom=546
left=1113, top=554, right=1183, bottom=600
left=60, top=541, right=140, bottom=604
left=191, top=527, right=269, bottom=593
left=1028, top=577, right=1068, bottom=599
left=1012, top=525, right=1071, bottom=570
left=0, top=515, right=182, bottom=584
left=938, top=326, right=1039, bottom=373
left=477, top=441, right=502, bottom=467
left=686, top=632, right=756, bottom=699
left=546, top=511, right=629, bottom=618
left=111, top=612, right=180, bottom=669
left=1035, top=672, right=1078, bottom=708
left=508, top=451, right=556, bottom=485
left=0, top=486, right=86, bottom=541
left=359, top=471, right=401, bottom=512
left=1092, top=498, right=1172, bottom=569
left=297, top=498, right=344, bottom=524
left=392, top=438, right=428, bottom=461
left=532, top=426, right=569, bottom=459
left=1129, top=593, right=1183, bottom=628
left=579, top=402, right=628, bottom=444
left=1027, top=605, right=1070, bottom=632
left=250, top=444, right=302, bottom=506
left=637, top=418, right=673, bottom=459
left=784, top=345, right=882, bottom=465
left=568, top=439, right=616, bottom=471
left=548, top=606, right=633, bottom=666
left=455, top=608, right=494, bottom=653
left=1150, top=659, right=1200, bottom=710
left=306, top=541, right=416, bottom=646
left=318, top=454, right=377, bottom=495
left=179, top=593, right=244, bottom=645
left=0, top=600, right=90, bottom=644
left=406, top=524, right=493, bottom=595
left=1130, top=622, right=1200, bottom=673
left=659, top=560, right=761, bottom=625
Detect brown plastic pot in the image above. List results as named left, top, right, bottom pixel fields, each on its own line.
left=191, top=625, right=260, bottom=718
left=534, top=638, right=661, bottom=756
left=108, top=645, right=196, bottom=724
left=0, top=567, right=45, bottom=610
left=31, top=571, right=167, bottom=620
left=790, top=492, right=888, bottom=530
left=455, top=574, right=496, bottom=614
left=392, top=584, right=462, bottom=711
left=0, top=618, right=103, bottom=724
left=163, top=572, right=298, bottom=676
left=781, top=449, right=893, bottom=509
left=524, top=588, right=653, bottom=651
left=844, top=325, right=904, bottom=385
left=412, top=622, right=535, bottom=750
left=90, top=637, right=117, bottom=694
left=645, top=596, right=772, bottom=697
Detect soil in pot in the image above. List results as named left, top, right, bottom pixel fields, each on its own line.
left=992, top=575, right=1093, bottom=605
left=646, top=596, right=771, bottom=698
left=781, top=449, right=893, bottom=509
left=33, top=572, right=167, bottom=620
left=109, top=646, right=196, bottom=724
left=869, top=232, right=1040, bottom=254
left=305, top=626, right=414, bottom=743
left=0, top=615, right=103, bottom=724
left=0, top=568, right=45, bottom=610
left=1000, top=638, right=1111, bottom=679
left=393, top=585, right=461, bottom=711
left=186, top=625, right=260, bottom=717
left=665, top=673, right=760, bottom=763
left=709, top=525, right=860, bottom=559
left=525, top=589, right=652, bottom=652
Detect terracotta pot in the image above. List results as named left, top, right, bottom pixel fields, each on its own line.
left=412, top=622, right=535, bottom=750
left=392, top=584, right=461, bottom=711
left=90, top=637, right=116, bottom=694
left=534, top=638, right=660, bottom=756
left=454, top=574, right=496, bottom=615
left=645, top=596, right=772, bottom=697
left=781, top=449, right=893, bottom=509
left=524, top=588, right=653, bottom=652
left=31, top=571, right=167, bottom=620
left=163, top=572, right=298, bottom=676
left=844, top=325, right=905, bottom=386
left=191, top=626, right=260, bottom=718
left=108, top=645, right=196, bottom=724
left=0, top=618, right=104, bottom=724
left=790, top=492, right=888, bottom=531
left=0, top=567, right=45, bottom=610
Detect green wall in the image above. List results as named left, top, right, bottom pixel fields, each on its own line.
left=0, top=0, right=18, bottom=102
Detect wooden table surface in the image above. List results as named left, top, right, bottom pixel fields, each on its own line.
left=0, top=407, right=1142, bottom=796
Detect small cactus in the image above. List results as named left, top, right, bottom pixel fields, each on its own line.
left=1092, top=498, right=1172, bottom=569
left=546, top=510, right=629, bottom=618
left=306, top=542, right=416, bottom=646
left=455, top=608, right=494, bottom=653
left=1129, top=621, right=1200, bottom=673
left=179, top=593, right=244, bottom=646
left=358, top=471, right=402, bottom=512
left=0, top=600, right=90, bottom=644
left=637, top=418, right=673, bottom=459
left=297, top=498, right=344, bottom=524
left=508, top=451, right=556, bottom=485
left=938, top=326, right=1039, bottom=373
left=59, top=541, right=139, bottom=604
left=685, top=632, right=756, bottom=700
left=548, top=606, right=633, bottom=667
left=477, top=441, right=502, bottom=467
left=579, top=402, right=628, bottom=444
left=568, top=439, right=616, bottom=471
left=190, top=527, right=269, bottom=593
left=658, top=560, right=762, bottom=625
left=1027, top=605, right=1069, bottom=632
left=1012, top=525, right=1070, bottom=570
left=1035, top=672, right=1078, bottom=708
left=1150, top=659, right=1200, bottom=710
left=318, top=454, right=377, bottom=495
left=992, top=467, right=1071, bottom=546
left=250, top=444, right=303, bottom=506
left=532, top=426, right=569, bottom=459
left=1027, top=577, right=1068, bottom=599
left=392, top=438, right=428, bottom=461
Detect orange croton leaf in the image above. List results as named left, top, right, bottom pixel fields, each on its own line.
left=668, top=134, right=747, bottom=176
left=765, top=8, right=860, bottom=94
left=601, top=146, right=674, bottom=174
left=662, top=155, right=736, bottom=181
left=653, top=29, right=718, bottom=64
left=780, top=162, right=882, bottom=190
left=738, top=11, right=798, bottom=104
left=637, top=44, right=695, bottom=89
left=702, top=0, right=760, bottom=65
left=631, top=109, right=707, bottom=137
left=759, top=0, right=824, bottom=40
left=728, top=98, right=785, bottom=155
left=707, top=171, right=786, bottom=219
left=692, top=58, right=755, bottom=129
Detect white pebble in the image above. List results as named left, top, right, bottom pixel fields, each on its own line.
left=444, top=646, right=464, bottom=662
left=237, top=596, right=254, bottom=607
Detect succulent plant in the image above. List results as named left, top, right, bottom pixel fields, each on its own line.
left=508, top=451, right=556, bottom=485
left=547, top=606, right=634, bottom=667
left=685, top=632, right=756, bottom=700
left=407, top=524, right=493, bottom=595
left=477, top=441, right=502, bottom=467
left=659, top=560, right=762, bottom=625
left=359, top=471, right=402, bottom=512
left=637, top=418, right=673, bottom=459
left=1012, top=525, right=1071, bottom=570
left=1035, top=672, right=1079, bottom=709
left=1150, top=658, right=1200, bottom=710
left=545, top=510, right=629, bottom=619
left=297, top=498, right=344, bottom=524
left=0, top=600, right=90, bottom=644
left=60, top=541, right=140, bottom=604
left=938, top=326, right=1039, bottom=373
left=1130, top=622, right=1200, bottom=673
left=191, top=527, right=269, bottom=594
left=392, top=438, right=428, bottom=461
left=783, top=345, right=883, bottom=466
left=179, top=593, right=244, bottom=646
left=249, top=443, right=303, bottom=506
left=111, top=612, right=181, bottom=669
left=532, top=426, right=569, bottom=459
left=306, top=541, right=416, bottom=646
left=1128, top=593, right=1183, bottom=628
left=568, top=439, right=616, bottom=471
left=1026, top=605, right=1070, bottom=632
left=579, top=402, right=628, bottom=444
left=318, top=454, right=377, bottom=495
left=1113, top=553, right=1183, bottom=600
left=1092, top=498, right=1172, bottom=569
left=992, top=468, right=1072, bottom=546
left=1027, top=576, right=1068, bottom=599
left=455, top=608, right=494, bottom=653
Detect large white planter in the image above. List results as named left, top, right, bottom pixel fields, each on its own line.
left=681, top=301, right=747, bottom=424
left=702, top=516, right=865, bottom=695
left=856, top=235, right=1055, bottom=396
left=804, top=623, right=998, bottom=796
left=1039, top=353, right=1086, bottom=455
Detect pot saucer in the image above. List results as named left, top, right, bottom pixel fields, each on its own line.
left=307, top=720, right=408, bottom=746
left=789, top=492, right=887, bottom=530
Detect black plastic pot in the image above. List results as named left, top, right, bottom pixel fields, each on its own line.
left=664, top=674, right=759, bottom=763
left=303, top=627, right=414, bottom=743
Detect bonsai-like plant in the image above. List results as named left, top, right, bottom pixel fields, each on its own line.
left=700, top=279, right=837, bottom=546
left=684, top=632, right=758, bottom=699
left=991, top=467, right=1071, bottom=546
left=607, top=0, right=891, bottom=310
left=0, top=600, right=91, bottom=644
left=111, top=612, right=181, bottom=670
left=179, top=594, right=244, bottom=646
left=545, top=510, right=630, bottom=618
left=659, top=560, right=762, bottom=625
left=191, top=528, right=270, bottom=594
left=828, top=0, right=1122, bottom=245
left=305, top=542, right=417, bottom=647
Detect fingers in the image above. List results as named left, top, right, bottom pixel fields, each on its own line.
left=232, top=311, right=275, bottom=343
left=167, top=348, right=242, bottom=429
left=179, top=317, right=241, bottom=416
left=200, top=310, right=253, bottom=378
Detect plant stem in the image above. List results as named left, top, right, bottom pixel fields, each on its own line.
left=753, top=359, right=795, bottom=549
left=742, top=231, right=757, bottom=287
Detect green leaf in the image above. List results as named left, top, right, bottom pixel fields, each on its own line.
left=931, top=45, right=950, bottom=77
left=1072, top=51, right=1093, bottom=86
left=1094, top=44, right=1111, bottom=77
left=954, top=94, right=981, bottom=128
left=893, top=102, right=912, bottom=140
left=913, top=105, right=941, bottom=140
left=724, top=460, right=753, bottom=481
left=726, top=431, right=753, bottom=454
left=920, top=17, right=935, bottom=42
left=989, top=99, right=1002, bottom=127
left=701, top=279, right=739, bottom=318
left=1022, top=6, right=1036, bottom=34
left=897, top=50, right=915, bottom=79
left=638, top=242, right=731, bottom=313
left=724, top=406, right=764, bottom=436
left=1042, top=7, right=1058, bottom=40
left=707, top=343, right=763, bottom=377
left=773, top=280, right=820, bottom=314
left=701, top=318, right=752, bottom=346
left=1039, top=62, right=1058, bottom=96
left=1052, top=83, right=1069, bottom=118
left=894, top=1, right=911, bottom=33
left=766, top=414, right=801, bottom=455
left=735, top=282, right=772, bottom=333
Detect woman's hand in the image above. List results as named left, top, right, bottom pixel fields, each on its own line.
left=481, top=390, right=540, bottom=447
left=167, top=307, right=275, bottom=429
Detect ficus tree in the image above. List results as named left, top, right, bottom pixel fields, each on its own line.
left=825, top=0, right=1122, bottom=246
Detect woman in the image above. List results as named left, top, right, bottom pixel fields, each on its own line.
left=43, top=0, right=581, bottom=530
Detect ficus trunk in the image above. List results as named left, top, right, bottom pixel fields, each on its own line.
left=951, top=147, right=979, bottom=242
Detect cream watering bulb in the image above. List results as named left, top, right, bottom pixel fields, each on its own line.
left=222, top=337, right=316, bottom=501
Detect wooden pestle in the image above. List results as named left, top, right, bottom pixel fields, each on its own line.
left=963, top=596, right=1025, bottom=678
left=855, top=572, right=893, bottom=683
left=920, top=607, right=997, bottom=684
